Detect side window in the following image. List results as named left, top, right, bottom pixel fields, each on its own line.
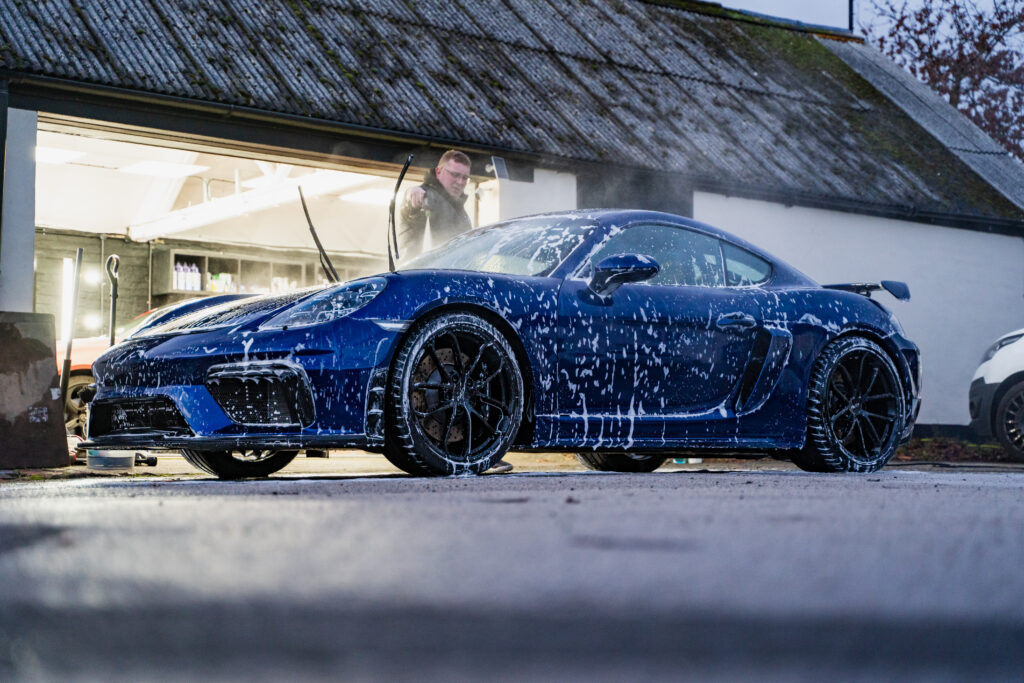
left=586, top=224, right=724, bottom=288
left=723, top=243, right=772, bottom=286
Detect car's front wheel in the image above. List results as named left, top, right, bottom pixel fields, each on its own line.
left=994, top=380, right=1024, bottom=462
left=575, top=452, right=666, bottom=472
left=385, top=312, right=524, bottom=476
left=792, top=336, right=906, bottom=473
left=180, top=449, right=298, bottom=479
left=64, top=374, right=93, bottom=437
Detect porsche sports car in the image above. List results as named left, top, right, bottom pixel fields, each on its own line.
left=83, top=210, right=920, bottom=478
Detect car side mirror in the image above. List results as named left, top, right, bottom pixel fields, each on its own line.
left=588, top=253, right=660, bottom=297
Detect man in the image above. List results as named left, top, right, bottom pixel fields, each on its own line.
left=398, top=150, right=514, bottom=475
left=398, top=149, right=473, bottom=261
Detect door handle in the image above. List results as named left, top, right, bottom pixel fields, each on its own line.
left=716, top=312, right=757, bottom=330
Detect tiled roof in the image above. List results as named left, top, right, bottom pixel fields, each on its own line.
left=2, top=0, right=1022, bottom=222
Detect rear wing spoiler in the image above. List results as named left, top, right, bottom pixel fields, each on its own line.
left=823, top=280, right=910, bottom=301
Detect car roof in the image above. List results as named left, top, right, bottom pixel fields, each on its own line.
left=506, top=209, right=817, bottom=287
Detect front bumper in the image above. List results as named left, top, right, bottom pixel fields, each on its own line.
left=968, top=378, right=997, bottom=439
left=84, top=319, right=400, bottom=452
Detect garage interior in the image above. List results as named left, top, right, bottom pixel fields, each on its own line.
left=32, top=114, right=491, bottom=342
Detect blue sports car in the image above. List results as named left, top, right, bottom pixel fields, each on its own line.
left=84, top=210, right=920, bottom=478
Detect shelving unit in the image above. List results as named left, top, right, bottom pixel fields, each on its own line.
left=152, top=248, right=309, bottom=303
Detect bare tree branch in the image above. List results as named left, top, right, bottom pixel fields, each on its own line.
left=861, top=0, right=1024, bottom=161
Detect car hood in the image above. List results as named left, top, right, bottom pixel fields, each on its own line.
left=134, top=287, right=328, bottom=337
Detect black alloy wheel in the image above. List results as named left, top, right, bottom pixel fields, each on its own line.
left=994, top=381, right=1024, bottom=462
left=575, top=452, right=666, bottom=473
left=384, top=313, right=523, bottom=476
left=180, top=448, right=298, bottom=479
left=792, top=336, right=906, bottom=473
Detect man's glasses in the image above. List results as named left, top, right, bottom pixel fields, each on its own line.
left=442, top=167, right=471, bottom=182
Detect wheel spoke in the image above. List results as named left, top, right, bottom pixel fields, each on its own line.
left=467, top=403, right=497, bottom=436
left=861, top=413, right=882, bottom=449
left=839, top=417, right=858, bottom=443
left=860, top=409, right=892, bottom=421
left=473, top=392, right=510, bottom=416
left=413, top=382, right=450, bottom=391
left=830, top=404, right=853, bottom=423
left=447, top=332, right=465, bottom=376
left=863, top=366, right=880, bottom=396
left=442, top=404, right=460, bottom=452
left=836, top=363, right=856, bottom=394
left=863, top=393, right=896, bottom=402
left=426, top=342, right=451, bottom=383
left=466, top=342, right=494, bottom=382
left=829, top=379, right=851, bottom=404
left=414, top=401, right=456, bottom=418
left=855, top=419, right=870, bottom=456
left=857, top=351, right=868, bottom=389
left=471, top=356, right=506, bottom=388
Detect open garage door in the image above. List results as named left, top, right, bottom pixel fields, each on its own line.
left=33, top=114, right=461, bottom=338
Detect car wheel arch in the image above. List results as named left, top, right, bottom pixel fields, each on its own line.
left=991, top=371, right=1024, bottom=434
left=796, top=327, right=914, bottom=441
left=828, top=327, right=913, bottom=389
left=386, top=301, right=537, bottom=448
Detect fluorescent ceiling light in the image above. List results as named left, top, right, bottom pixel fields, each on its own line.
left=340, top=188, right=393, bottom=206
left=61, top=257, right=74, bottom=342
left=36, top=146, right=86, bottom=164
left=118, top=161, right=209, bottom=178
left=129, top=170, right=374, bottom=241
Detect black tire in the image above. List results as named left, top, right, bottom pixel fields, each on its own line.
left=179, top=449, right=298, bottom=479
left=575, top=452, right=666, bottom=472
left=384, top=312, right=524, bottom=476
left=64, top=374, right=93, bottom=437
left=994, top=380, right=1024, bottom=462
left=793, top=336, right=906, bottom=473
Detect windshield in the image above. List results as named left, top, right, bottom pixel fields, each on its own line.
left=399, top=216, right=594, bottom=277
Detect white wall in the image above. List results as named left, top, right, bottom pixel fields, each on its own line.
left=0, top=108, right=37, bottom=313
left=695, top=192, right=1024, bottom=425
left=477, top=169, right=577, bottom=226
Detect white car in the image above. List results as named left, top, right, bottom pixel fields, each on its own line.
left=970, top=329, right=1024, bottom=461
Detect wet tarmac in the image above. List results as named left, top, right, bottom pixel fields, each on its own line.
left=0, top=458, right=1022, bottom=681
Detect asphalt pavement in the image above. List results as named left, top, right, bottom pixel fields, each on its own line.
left=1, top=455, right=1022, bottom=681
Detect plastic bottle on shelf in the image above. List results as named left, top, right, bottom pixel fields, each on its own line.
left=173, top=262, right=182, bottom=291
left=191, top=264, right=201, bottom=291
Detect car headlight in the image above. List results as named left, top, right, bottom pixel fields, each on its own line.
left=980, top=333, right=1022, bottom=364
left=260, top=278, right=387, bottom=329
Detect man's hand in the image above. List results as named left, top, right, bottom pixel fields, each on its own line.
left=406, top=186, right=426, bottom=209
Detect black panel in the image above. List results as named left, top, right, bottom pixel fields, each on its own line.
left=88, top=396, right=192, bottom=438
left=206, top=362, right=315, bottom=427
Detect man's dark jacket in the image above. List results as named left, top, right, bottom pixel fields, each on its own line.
left=398, top=168, right=472, bottom=260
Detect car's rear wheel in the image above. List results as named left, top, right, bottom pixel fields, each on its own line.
left=180, top=449, right=298, bottom=479
left=793, top=336, right=906, bottom=473
left=385, top=312, right=524, bottom=476
left=994, top=380, right=1024, bottom=462
left=575, top=452, right=666, bottom=472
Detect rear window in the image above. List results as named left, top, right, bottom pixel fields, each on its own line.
left=723, top=243, right=771, bottom=286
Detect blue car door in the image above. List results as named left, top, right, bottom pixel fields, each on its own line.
left=556, top=223, right=765, bottom=446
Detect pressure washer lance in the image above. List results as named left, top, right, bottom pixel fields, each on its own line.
left=105, top=254, right=119, bottom=347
